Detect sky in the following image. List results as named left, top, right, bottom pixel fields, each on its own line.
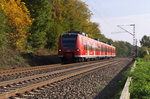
left=81, top=0, right=150, bottom=46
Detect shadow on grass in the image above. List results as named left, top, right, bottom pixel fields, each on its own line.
left=22, top=53, right=61, bottom=66
left=94, top=59, right=134, bottom=99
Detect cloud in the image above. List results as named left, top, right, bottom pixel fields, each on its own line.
left=91, top=14, right=150, bottom=46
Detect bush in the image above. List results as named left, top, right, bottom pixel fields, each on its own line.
left=129, top=58, right=150, bottom=98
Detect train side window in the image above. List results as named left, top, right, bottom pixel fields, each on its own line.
left=90, top=46, right=92, bottom=51
left=103, top=47, right=105, bottom=53
left=87, top=44, right=89, bottom=51
left=107, top=47, right=108, bottom=53
left=100, top=46, right=101, bottom=52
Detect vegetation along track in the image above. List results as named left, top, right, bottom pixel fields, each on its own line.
left=0, top=58, right=129, bottom=99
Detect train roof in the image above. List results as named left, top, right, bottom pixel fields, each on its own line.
left=68, top=31, right=88, bottom=37
left=62, top=31, right=115, bottom=48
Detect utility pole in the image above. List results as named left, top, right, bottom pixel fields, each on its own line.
left=113, top=24, right=137, bottom=57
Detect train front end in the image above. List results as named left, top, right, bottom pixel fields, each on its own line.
left=58, top=32, right=80, bottom=62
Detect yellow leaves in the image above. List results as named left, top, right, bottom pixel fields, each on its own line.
left=0, top=3, right=4, bottom=10
left=0, top=0, right=33, bottom=50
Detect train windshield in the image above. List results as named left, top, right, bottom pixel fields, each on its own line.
left=62, top=35, right=77, bottom=49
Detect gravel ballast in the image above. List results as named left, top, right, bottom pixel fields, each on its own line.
left=20, top=58, right=133, bottom=99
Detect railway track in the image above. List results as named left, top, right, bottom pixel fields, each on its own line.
left=0, top=58, right=116, bottom=77
left=0, top=58, right=118, bottom=82
left=0, top=58, right=129, bottom=99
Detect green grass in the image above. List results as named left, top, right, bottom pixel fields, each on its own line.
left=129, top=58, right=150, bottom=99
left=14, top=55, right=25, bottom=62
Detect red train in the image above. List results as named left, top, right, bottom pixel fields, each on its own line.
left=58, top=31, right=116, bottom=62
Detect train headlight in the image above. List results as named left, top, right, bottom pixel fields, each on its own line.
left=76, top=49, right=80, bottom=51
left=59, top=49, right=61, bottom=51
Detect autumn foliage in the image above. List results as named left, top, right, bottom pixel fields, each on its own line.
left=0, top=0, right=32, bottom=50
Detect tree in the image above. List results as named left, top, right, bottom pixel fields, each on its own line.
left=0, top=0, right=32, bottom=50
left=140, top=35, right=150, bottom=48
left=23, top=0, right=53, bottom=50
left=113, top=41, right=129, bottom=57
left=85, top=22, right=101, bottom=38
left=0, top=9, right=8, bottom=49
left=125, top=42, right=133, bottom=56
left=63, top=0, right=91, bottom=32
left=139, top=47, right=148, bottom=57
left=48, top=0, right=92, bottom=48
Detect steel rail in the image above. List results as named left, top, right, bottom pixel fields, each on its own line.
left=0, top=59, right=117, bottom=87
left=0, top=58, right=117, bottom=77
left=0, top=60, right=122, bottom=99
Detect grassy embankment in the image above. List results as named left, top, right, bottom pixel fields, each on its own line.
left=0, top=48, right=61, bottom=70
left=112, top=58, right=150, bottom=99
left=129, top=58, right=150, bottom=99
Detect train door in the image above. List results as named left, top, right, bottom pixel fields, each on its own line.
left=93, top=43, right=95, bottom=56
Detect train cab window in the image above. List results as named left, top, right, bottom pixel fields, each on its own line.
left=62, top=34, right=77, bottom=49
